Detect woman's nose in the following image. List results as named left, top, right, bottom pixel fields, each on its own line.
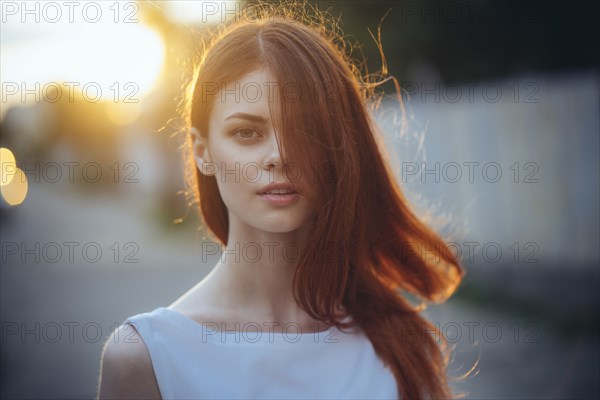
left=262, top=132, right=285, bottom=169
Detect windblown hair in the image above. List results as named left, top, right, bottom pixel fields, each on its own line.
left=182, top=2, right=466, bottom=399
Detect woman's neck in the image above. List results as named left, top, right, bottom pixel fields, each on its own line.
left=212, top=216, right=312, bottom=322
left=173, top=214, right=331, bottom=331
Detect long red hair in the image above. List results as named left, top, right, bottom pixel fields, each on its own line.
left=181, top=2, right=466, bottom=399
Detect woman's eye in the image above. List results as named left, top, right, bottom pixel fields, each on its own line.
left=234, top=129, right=260, bottom=141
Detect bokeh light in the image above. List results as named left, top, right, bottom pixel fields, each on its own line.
left=0, top=147, right=17, bottom=186
left=0, top=166, right=28, bottom=206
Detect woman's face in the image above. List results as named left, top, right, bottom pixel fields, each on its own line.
left=193, top=67, right=316, bottom=234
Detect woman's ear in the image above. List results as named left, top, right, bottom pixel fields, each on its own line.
left=190, top=126, right=215, bottom=175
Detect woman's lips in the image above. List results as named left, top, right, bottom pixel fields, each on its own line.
left=257, top=192, right=301, bottom=206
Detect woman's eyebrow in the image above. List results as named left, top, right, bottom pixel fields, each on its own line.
left=224, top=112, right=268, bottom=123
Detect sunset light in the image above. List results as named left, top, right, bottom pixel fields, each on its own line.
left=1, top=3, right=165, bottom=116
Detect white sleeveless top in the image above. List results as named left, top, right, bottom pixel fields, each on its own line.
left=124, top=307, right=400, bottom=399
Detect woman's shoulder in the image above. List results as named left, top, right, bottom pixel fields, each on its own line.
left=97, top=323, right=161, bottom=399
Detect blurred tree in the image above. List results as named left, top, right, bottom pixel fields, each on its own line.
left=309, top=0, right=599, bottom=83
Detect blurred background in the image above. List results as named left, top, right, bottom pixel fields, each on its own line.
left=0, top=0, right=598, bottom=398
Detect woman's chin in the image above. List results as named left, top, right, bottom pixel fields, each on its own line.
left=247, top=216, right=312, bottom=235
left=255, top=222, right=303, bottom=234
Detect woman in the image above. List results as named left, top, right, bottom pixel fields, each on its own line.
left=97, top=2, right=465, bottom=399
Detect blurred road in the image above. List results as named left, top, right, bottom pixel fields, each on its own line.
left=1, top=182, right=598, bottom=399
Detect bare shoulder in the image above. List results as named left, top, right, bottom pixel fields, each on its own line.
left=97, top=323, right=161, bottom=400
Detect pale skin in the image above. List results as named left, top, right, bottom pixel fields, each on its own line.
left=97, top=68, right=333, bottom=399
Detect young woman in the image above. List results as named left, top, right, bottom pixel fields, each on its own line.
left=98, top=3, right=465, bottom=399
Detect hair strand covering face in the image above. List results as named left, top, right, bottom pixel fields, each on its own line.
left=181, top=1, right=469, bottom=399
